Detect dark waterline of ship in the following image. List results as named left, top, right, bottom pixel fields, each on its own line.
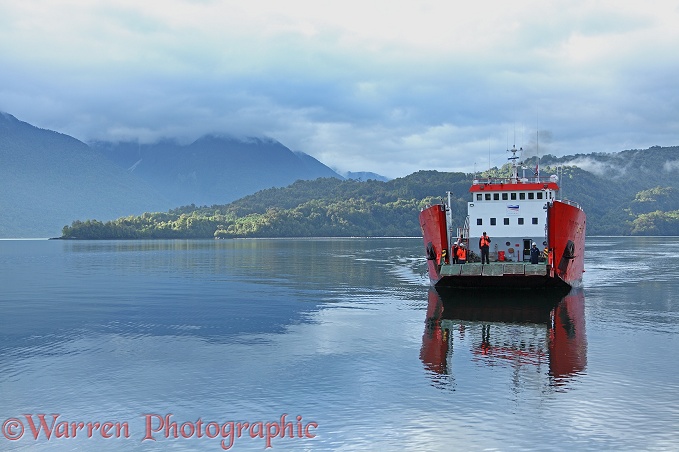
left=1, top=237, right=678, bottom=451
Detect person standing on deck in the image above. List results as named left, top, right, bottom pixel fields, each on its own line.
left=479, top=232, right=491, bottom=264
left=530, top=242, right=540, bottom=264
left=457, top=243, right=467, bottom=264
left=452, top=241, right=460, bottom=264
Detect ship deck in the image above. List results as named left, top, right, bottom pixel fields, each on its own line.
left=435, top=262, right=570, bottom=291
left=440, top=262, right=549, bottom=277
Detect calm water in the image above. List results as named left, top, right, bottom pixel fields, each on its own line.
left=1, top=237, right=678, bottom=451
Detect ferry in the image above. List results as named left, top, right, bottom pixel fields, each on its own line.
left=419, top=146, right=586, bottom=291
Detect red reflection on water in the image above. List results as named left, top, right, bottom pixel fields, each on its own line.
left=420, top=288, right=587, bottom=387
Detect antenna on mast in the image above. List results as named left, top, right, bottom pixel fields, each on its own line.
left=534, top=130, right=540, bottom=180
left=536, top=114, right=539, bottom=159
left=534, top=111, right=540, bottom=180
left=489, top=136, right=492, bottom=173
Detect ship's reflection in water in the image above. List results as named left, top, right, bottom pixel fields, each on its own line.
left=420, top=288, right=587, bottom=390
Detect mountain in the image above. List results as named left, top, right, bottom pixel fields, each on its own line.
left=0, top=112, right=171, bottom=238
left=1, top=113, right=346, bottom=238
left=344, top=171, right=390, bottom=182
left=293, top=151, right=345, bottom=180
left=91, top=136, right=344, bottom=207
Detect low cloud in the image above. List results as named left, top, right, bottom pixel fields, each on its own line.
left=664, top=160, right=679, bottom=172
left=1, top=1, right=678, bottom=178
left=563, top=157, right=626, bottom=177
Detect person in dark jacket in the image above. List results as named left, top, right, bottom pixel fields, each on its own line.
left=530, top=242, right=540, bottom=264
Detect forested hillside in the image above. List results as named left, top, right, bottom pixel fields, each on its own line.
left=0, top=112, right=171, bottom=237
left=60, top=146, right=679, bottom=239
left=60, top=173, right=463, bottom=239
left=537, top=145, right=679, bottom=235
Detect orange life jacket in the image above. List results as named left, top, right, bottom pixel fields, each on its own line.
left=457, top=248, right=467, bottom=260
left=480, top=236, right=490, bottom=247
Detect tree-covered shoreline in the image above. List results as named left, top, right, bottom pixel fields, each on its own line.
left=60, top=162, right=679, bottom=239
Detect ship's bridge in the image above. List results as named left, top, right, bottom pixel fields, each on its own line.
left=466, top=176, right=560, bottom=243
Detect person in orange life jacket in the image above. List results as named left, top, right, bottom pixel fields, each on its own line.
left=452, top=241, right=460, bottom=264
left=457, top=243, right=467, bottom=264
left=479, top=232, right=491, bottom=264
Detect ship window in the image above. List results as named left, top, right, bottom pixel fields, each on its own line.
left=532, top=217, right=538, bottom=224
left=502, top=193, right=508, bottom=200
left=490, top=218, right=496, bottom=225
left=485, top=193, right=491, bottom=201
left=537, top=192, right=543, bottom=199
left=518, top=218, right=524, bottom=225
left=519, top=192, right=526, bottom=200
left=477, top=218, right=483, bottom=225
left=504, top=218, right=509, bottom=225
left=493, top=193, right=499, bottom=200
left=511, top=193, right=517, bottom=200
left=476, top=194, right=482, bottom=201
left=528, top=192, right=534, bottom=200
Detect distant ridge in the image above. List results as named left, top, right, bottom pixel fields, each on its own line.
left=91, top=136, right=344, bottom=207
left=343, top=171, right=390, bottom=182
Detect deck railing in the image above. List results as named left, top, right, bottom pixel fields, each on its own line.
left=456, top=216, right=470, bottom=244
left=559, top=199, right=583, bottom=210
left=473, top=174, right=556, bottom=185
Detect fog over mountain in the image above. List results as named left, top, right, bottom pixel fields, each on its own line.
left=537, top=146, right=679, bottom=187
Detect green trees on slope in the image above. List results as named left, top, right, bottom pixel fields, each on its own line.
left=630, top=211, right=679, bottom=235
left=61, top=165, right=679, bottom=239
left=62, top=211, right=233, bottom=239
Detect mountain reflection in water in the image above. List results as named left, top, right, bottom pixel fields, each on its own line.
left=420, top=288, right=587, bottom=390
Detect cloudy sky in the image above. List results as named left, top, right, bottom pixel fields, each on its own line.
left=1, top=0, right=678, bottom=178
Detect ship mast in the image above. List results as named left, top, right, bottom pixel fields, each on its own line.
left=446, top=191, right=453, bottom=249
left=508, top=145, right=522, bottom=183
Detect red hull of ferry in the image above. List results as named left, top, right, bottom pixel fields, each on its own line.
left=419, top=200, right=586, bottom=290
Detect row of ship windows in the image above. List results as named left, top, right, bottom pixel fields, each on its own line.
left=477, top=217, right=539, bottom=226
left=476, top=191, right=553, bottom=201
